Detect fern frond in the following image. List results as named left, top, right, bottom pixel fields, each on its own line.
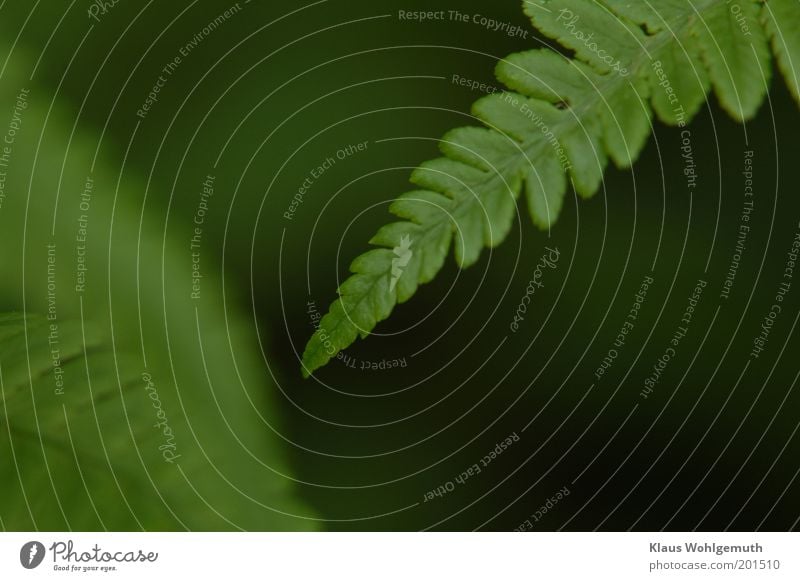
left=0, top=48, right=316, bottom=529
left=762, top=0, right=800, bottom=104
left=302, top=0, right=799, bottom=377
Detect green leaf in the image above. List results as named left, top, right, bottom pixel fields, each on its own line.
left=523, top=0, right=645, bottom=76
left=763, top=0, right=800, bottom=105
left=495, top=49, right=594, bottom=106
left=301, top=0, right=799, bottom=376
left=648, top=38, right=711, bottom=125
left=691, top=0, right=772, bottom=121
left=0, top=49, right=315, bottom=531
left=602, top=0, right=695, bottom=32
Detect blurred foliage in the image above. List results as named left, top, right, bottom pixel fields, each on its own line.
left=0, top=1, right=798, bottom=531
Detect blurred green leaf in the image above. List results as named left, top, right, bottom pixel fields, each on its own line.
left=0, top=47, right=315, bottom=531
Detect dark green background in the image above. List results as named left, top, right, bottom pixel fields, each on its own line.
left=1, top=0, right=798, bottom=530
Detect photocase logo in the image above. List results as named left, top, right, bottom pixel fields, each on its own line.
left=389, top=235, right=413, bottom=293
left=20, top=541, right=45, bottom=569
